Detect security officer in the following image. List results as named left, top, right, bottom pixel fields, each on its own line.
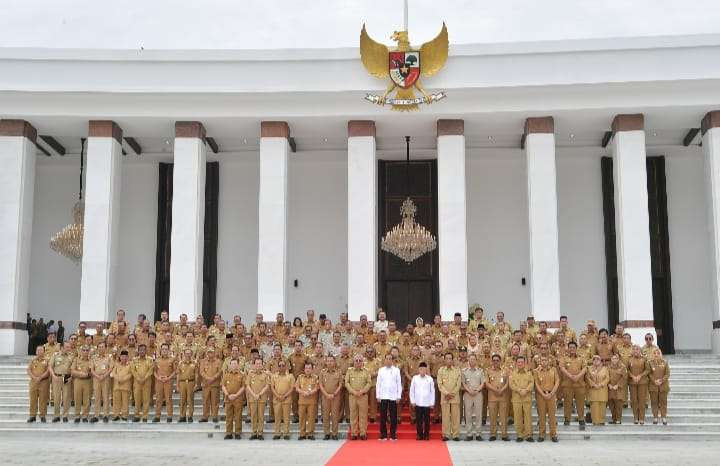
left=319, top=355, right=343, bottom=440
left=27, top=346, right=50, bottom=423
left=246, top=357, right=270, bottom=439
left=90, top=341, right=113, bottom=423
left=437, top=352, right=462, bottom=441
left=199, top=347, right=222, bottom=423
left=485, top=354, right=509, bottom=441
left=509, top=356, right=534, bottom=442
left=70, top=345, right=93, bottom=422
left=461, top=353, right=485, bottom=440
left=296, top=362, right=320, bottom=440
left=221, top=359, right=245, bottom=439
left=345, top=355, right=371, bottom=440
left=110, top=350, right=133, bottom=420
left=130, top=344, right=154, bottom=422
left=176, top=349, right=198, bottom=422
left=153, top=343, right=176, bottom=422
left=533, top=356, right=560, bottom=442
left=270, top=360, right=295, bottom=439
left=49, top=342, right=74, bottom=422
left=559, top=341, right=587, bottom=426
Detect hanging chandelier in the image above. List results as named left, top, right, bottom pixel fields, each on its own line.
left=50, top=138, right=85, bottom=263
left=380, top=136, right=437, bottom=263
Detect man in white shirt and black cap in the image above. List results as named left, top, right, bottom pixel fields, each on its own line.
left=410, top=361, right=435, bottom=440
left=376, top=353, right=402, bottom=440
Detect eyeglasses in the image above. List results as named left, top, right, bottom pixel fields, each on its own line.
left=645, top=337, right=653, bottom=341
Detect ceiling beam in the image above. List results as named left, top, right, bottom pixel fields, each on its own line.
left=205, top=137, right=219, bottom=154
left=288, top=136, right=297, bottom=153
left=601, top=131, right=613, bottom=148
left=124, top=137, right=142, bottom=155
left=683, top=128, right=700, bottom=147
left=38, top=135, right=66, bottom=156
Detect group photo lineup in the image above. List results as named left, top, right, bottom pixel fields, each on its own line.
left=2, top=0, right=720, bottom=465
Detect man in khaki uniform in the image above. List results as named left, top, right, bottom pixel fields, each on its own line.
left=485, top=354, right=509, bottom=441
left=27, top=346, right=50, bottom=422
left=509, top=356, right=534, bottom=442
left=90, top=341, right=113, bottom=423
left=296, top=362, right=320, bottom=440
left=130, top=344, right=154, bottom=422
left=319, top=355, right=343, bottom=440
left=559, top=341, right=587, bottom=426
left=403, top=346, right=423, bottom=424
left=437, top=352, right=462, bottom=441
left=364, top=347, right=381, bottom=422
left=176, top=349, right=198, bottom=422
left=199, top=347, right=222, bottom=423
left=288, top=340, right=308, bottom=422
left=111, top=350, right=133, bottom=420
left=153, top=343, right=176, bottom=422
left=221, top=359, right=245, bottom=439
left=461, top=354, right=485, bottom=440
left=533, top=356, right=560, bottom=442
left=49, top=342, right=74, bottom=422
left=70, top=345, right=93, bottom=422
left=345, top=355, right=371, bottom=440
left=246, top=358, right=270, bottom=439
left=270, top=360, right=295, bottom=439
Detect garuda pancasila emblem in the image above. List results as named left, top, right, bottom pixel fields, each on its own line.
left=360, top=23, right=448, bottom=111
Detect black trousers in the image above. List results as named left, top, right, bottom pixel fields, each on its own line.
left=415, top=406, right=431, bottom=439
left=379, top=399, right=398, bottom=439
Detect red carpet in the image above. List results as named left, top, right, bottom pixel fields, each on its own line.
left=327, top=405, right=452, bottom=466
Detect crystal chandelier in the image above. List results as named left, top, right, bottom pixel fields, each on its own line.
left=381, top=136, right=437, bottom=263
left=50, top=139, right=85, bottom=263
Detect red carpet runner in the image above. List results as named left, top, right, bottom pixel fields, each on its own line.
left=326, top=405, right=452, bottom=466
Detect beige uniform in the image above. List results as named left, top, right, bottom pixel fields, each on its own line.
left=49, top=351, right=74, bottom=418
left=176, top=360, right=197, bottom=419
left=485, top=366, right=509, bottom=438
left=461, top=366, right=485, bottom=437
left=130, top=356, right=154, bottom=420
left=90, top=353, right=113, bottom=418
left=560, top=355, right=586, bottom=423
left=319, top=368, right=343, bottom=436
left=648, top=359, right=670, bottom=418
left=297, top=373, right=320, bottom=436
left=509, top=369, right=534, bottom=439
left=199, top=357, right=222, bottom=419
left=586, top=366, right=609, bottom=425
left=222, top=370, right=245, bottom=434
left=271, top=373, right=295, bottom=435
left=607, top=363, right=628, bottom=423
left=533, top=366, right=559, bottom=439
left=155, top=356, right=176, bottom=418
left=437, top=365, right=462, bottom=439
left=111, top=362, right=132, bottom=418
left=345, top=367, right=371, bottom=437
left=246, top=369, right=270, bottom=435
left=28, top=356, right=50, bottom=418
left=628, top=356, right=649, bottom=423
left=71, top=357, right=92, bottom=419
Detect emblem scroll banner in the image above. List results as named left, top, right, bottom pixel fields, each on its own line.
left=364, top=92, right=446, bottom=106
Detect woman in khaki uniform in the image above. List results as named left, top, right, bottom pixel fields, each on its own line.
left=607, top=354, right=628, bottom=424
left=627, top=345, right=650, bottom=424
left=647, top=348, right=670, bottom=425
left=27, top=346, right=50, bottom=422
left=585, top=355, right=609, bottom=425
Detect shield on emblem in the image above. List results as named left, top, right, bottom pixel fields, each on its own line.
left=389, top=51, right=420, bottom=89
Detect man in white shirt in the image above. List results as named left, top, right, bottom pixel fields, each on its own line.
left=410, top=361, right=435, bottom=441
left=374, top=311, right=389, bottom=334
left=376, top=353, right=402, bottom=440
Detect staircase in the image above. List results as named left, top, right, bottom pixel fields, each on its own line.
left=1, top=354, right=718, bottom=440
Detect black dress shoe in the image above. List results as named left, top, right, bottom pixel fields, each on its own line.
left=74, top=418, right=81, bottom=424
left=273, top=435, right=280, bottom=440
left=453, top=437, right=460, bottom=441
left=26, top=417, right=36, bottom=423
left=564, top=421, right=570, bottom=426
left=298, top=435, right=305, bottom=440
left=213, top=417, right=219, bottom=423
left=526, top=437, right=535, bottom=442
left=90, top=417, right=98, bottom=423
left=82, top=418, right=88, bottom=423
left=142, top=419, right=148, bottom=423
left=360, top=435, right=367, bottom=440
left=103, top=416, right=108, bottom=423
left=235, top=434, right=242, bottom=440
left=307, top=435, right=315, bottom=440
left=258, top=435, right=264, bottom=440
left=249, top=434, right=256, bottom=440
left=516, top=437, right=523, bottom=443
left=324, top=434, right=330, bottom=440
left=224, top=434, right=233, bottom=440
left=578, top=420, right=586, bottom=426
left=133, top=417, right=140, bottom=422
left=112, top=416, right=120, bottom=421
left=476, top=435, right=483, bottom=441
left=199, top=418, right=208, bottom=423
left=284, top=435, right=290, bottom=440
left=416, top=435, right=422, bottom=440
left=489, top=436, right=496, bottom=441
left=152, top=417, right=160, bottom=423
left=442, top=436, right=449, bottom=441
left=62, top=417, right=68, bottom=423
left=465, top=435, right=473, bottom=441
left=188, top=417, right=194, bottom=423
left=501, top=436, right=510, bottom=441
left=332, top=435, right=339, bottom=440
left=167, top=418, right=172, bottom=423
left=40, top=417, right=47, bottom=423
left=52, top=417, right=60, bottom=423
left=351, top=435, right=358, bottom=441
left=538, top=437, right=545, bottom=442
left=178, top=417, right=186, bottom=423
left=551, top=437, right=559, bottom=443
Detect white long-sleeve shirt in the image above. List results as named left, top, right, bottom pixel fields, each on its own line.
left=409, top=374, right=436, bottom=407
left=376, top=365, right=402, bottom=400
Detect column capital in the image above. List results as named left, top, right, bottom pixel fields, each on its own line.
left=437, top=119, right=464, bottom=137
left=348, top=120, right=376, bottom=138
left=0, top=119, right=37, bottom=143
left=611, top=114, right=644, bottom=132
left=261, top=121, right=290, bottom=139
left=175, top=121, right=206, bottom=139
left=89, top=120, right=123, bottom=144
left=524, top=116, right=554, bottom=135
left=702, top=111, right=720, bottom=135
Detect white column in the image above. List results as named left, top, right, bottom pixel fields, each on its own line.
left=169, top=122, right=207, bottom=322
left=258, top=121, right=290, bottom=321
left=701, top=111, right=720, bottom=353
left=0, top=120, right=36, bottom=355
left=524, top=117, right=561, bottom=323
left=437, top=120, right=469, bottom=321
left=611, top=114, right=655, bottom=344
left=347, top=121, right=377, bottom=321
left=79, top=121, right=123, bottom=329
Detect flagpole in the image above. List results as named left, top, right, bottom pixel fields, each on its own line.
left=403, top=0, right=408, bottom=30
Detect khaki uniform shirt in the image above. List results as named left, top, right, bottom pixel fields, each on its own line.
left=485, top=366, right=509, bottom=402
left=345, top=367, right=371, bottom=394
left=297, top=373, right=319, bottom=404
left=71, top=357, right=92, bottom=380
left=177, top=360, right=197, bottom=382
left=509, top=369, right=534, bottom=402
left=91, top=354, right=113, bottom=376
left=222, top=370, right=245, bottom=396
left=586, top=366, right=609, bottom=402
left=437, top=366, right=462, bottom=403
left=49, top=352, right=74, bottom=376
left=246, top=370, right=271, bottom=402
left=533, top=366, right=559, bottom=394
left=628, top=356, right=650, bottom=385
left=289, top=353, right=308, bottom=378
left=29, top=356, right=49, bottom=378
left=608, top=363, right=628, bottom=400
left=461, top=367, right=485, bottom=393
left=560, top=355, right=586, bottom=388
left=648, top=359, right=670, bottom=392
left=111, top=363, right=133, bottom=391
left=155, top=355, right=176, bottom=378
left=199, top=358, right=222, bottom=387
left=130, top=356, right=154, bottom=384
left=271, top=373, right=295, bottom=399
left=319, top=368, right=342, bottom=395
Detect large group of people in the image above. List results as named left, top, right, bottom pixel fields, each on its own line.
left=25, top=305, right=671, bottom=442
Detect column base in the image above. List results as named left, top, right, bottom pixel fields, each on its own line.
left=0, top=328, right=29, bottom=355
left=712, top=327, right=720, bottom=355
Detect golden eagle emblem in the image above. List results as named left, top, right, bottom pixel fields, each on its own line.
left=360, top=23, right=449, bottom=111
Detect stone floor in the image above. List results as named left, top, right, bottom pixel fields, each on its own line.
left=2, top=432, right=719, bottom=465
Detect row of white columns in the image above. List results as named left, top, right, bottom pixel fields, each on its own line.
left=3, top=113, right=720, bottom=353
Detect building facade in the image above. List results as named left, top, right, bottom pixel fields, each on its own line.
left=2, top=35, right=720, bottom=354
